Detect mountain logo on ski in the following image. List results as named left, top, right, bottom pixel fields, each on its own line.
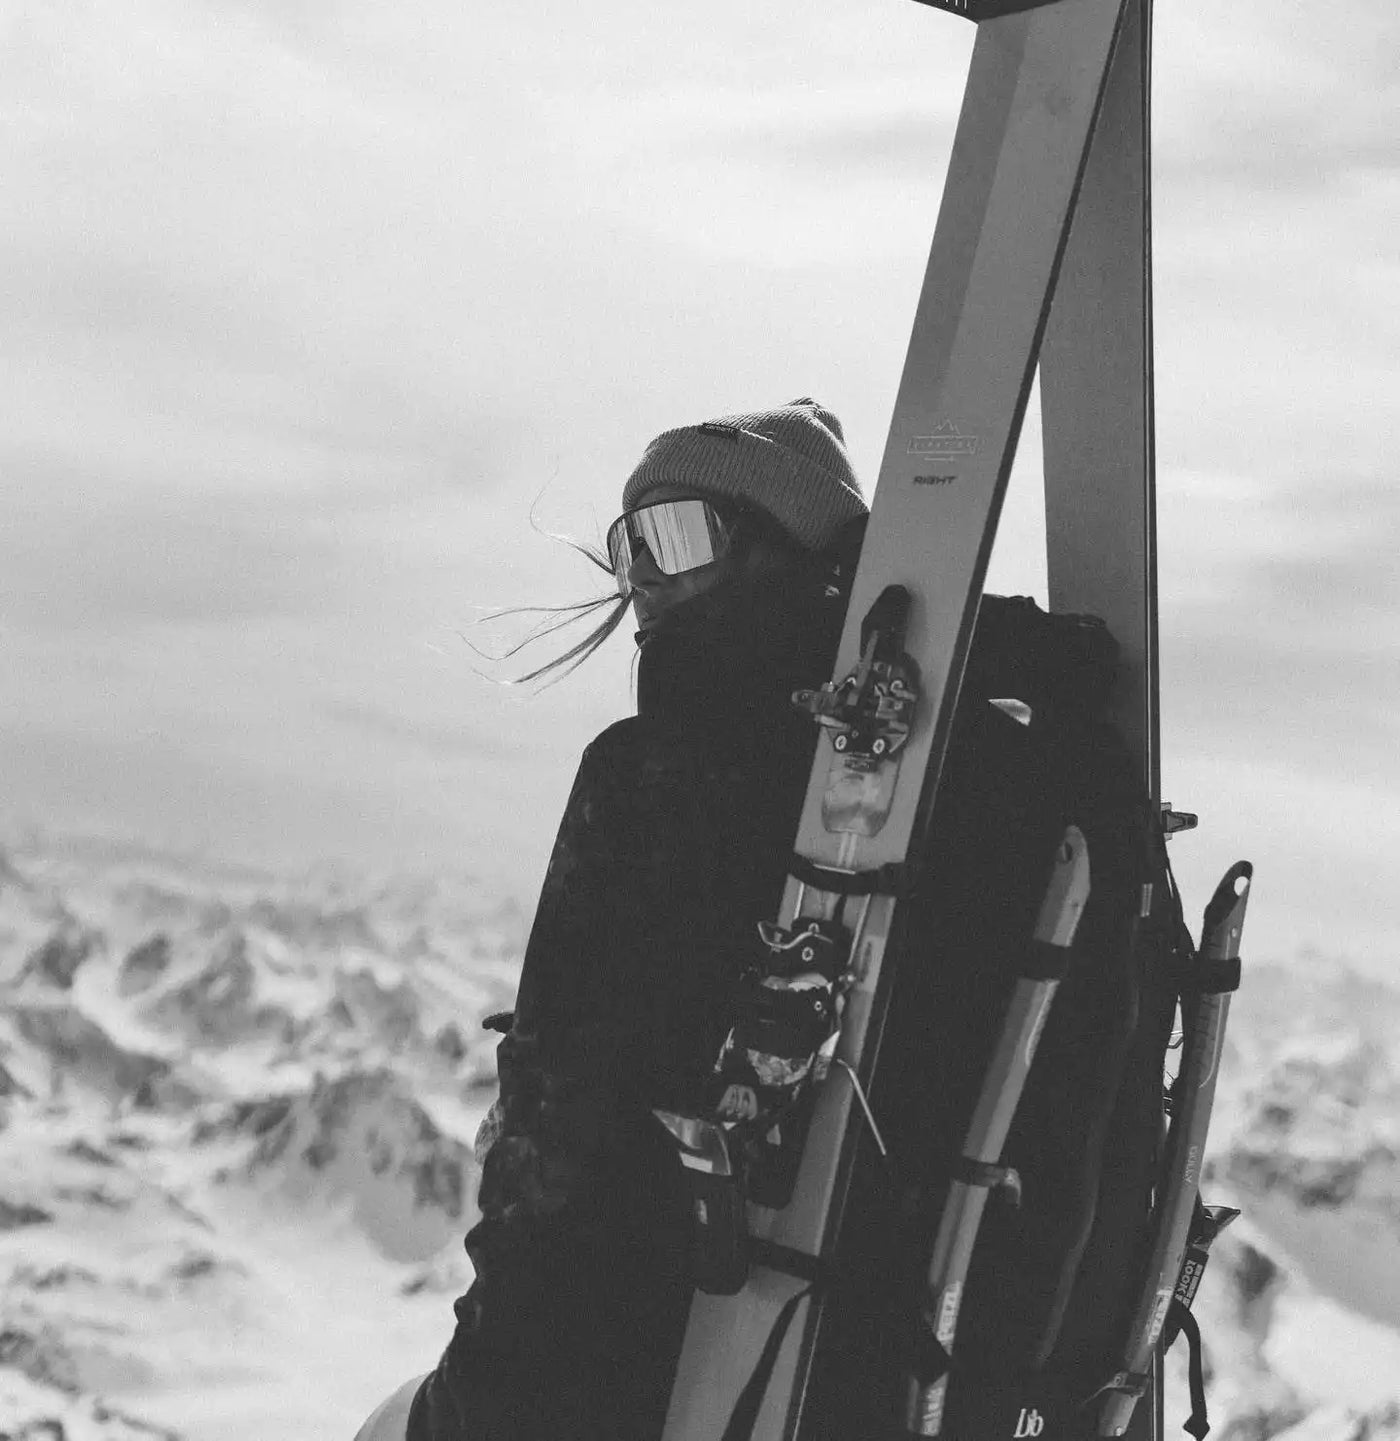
left=908, top=421, right=979, bottom=457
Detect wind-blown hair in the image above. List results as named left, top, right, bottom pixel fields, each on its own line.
left=489, top=508, right=867, bottom=689
left=483, top=534, right=634, bottom=688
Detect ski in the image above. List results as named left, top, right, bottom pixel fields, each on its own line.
left=906, top=825, right=1091, bottom=1436
left=1095, top=862, right=1252, bottom=1438
left=661, top=4, right=1130, bottom=1439
left=1041, top=0, right=1157, bottom=804
left=1038, top=4, right=1163, bottom=1435
left=914, top=0, right=1070, bottom=18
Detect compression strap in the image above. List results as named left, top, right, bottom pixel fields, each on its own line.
left=748, top=1239, right=827, bottom=1285
left=1167, top=1302, right=1211, bottom=1439
left=1194, top=956, right=1242, bottom=995
left=720, top=1281, right=819, bottom=1441
left=717, top=1242, right=840, bottom=1441
left=953, top=1157, right=1023, bottom=1206
left=911, top=1321, right=953, bottom=1386
left=1020, top=937, right=1075, bottom=982
left=788, top=855, right=913, bottom=898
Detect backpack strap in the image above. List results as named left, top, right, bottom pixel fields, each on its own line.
left=719, top=1276, right=824, bottom=1441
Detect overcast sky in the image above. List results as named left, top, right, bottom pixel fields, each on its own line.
left=1, top=0, right=1396, bottom=972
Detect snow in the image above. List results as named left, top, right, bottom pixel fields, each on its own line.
left=0, top=828, right=517, bottom=1440
left=1, top=829, right=1398, bottom=1439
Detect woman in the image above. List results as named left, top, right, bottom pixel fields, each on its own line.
left=355, top=399, right=868, bottom=1441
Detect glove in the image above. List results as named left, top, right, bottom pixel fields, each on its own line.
left=476, top=1033, right=618, bottom=1224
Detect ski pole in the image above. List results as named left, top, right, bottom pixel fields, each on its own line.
left=906, top=825, right=1091, bottom=1436
left=1095, top=860, right=1251, bottom=1437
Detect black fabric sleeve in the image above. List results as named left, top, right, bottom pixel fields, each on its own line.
left=508, top=717, right=800, bottom=1100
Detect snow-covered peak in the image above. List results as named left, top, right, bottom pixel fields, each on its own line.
left=0, top=828, right=519, bottom=1438
left=239, top=1068, right=474, bottom=1264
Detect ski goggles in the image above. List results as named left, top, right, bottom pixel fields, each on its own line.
left=606, top=499, right=738, bottom=597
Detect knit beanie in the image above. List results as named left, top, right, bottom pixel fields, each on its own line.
left=620, top=398, right=868, bottom=554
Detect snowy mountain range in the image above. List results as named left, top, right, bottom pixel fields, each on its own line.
left=0, top=827, right=521, bottom=1440
left=1, top=825, right=1397, bottom=1441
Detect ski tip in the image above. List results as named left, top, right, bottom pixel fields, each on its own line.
left=1202, top=860, right=1252, bottom=936
left=1057, top=823, right=1088, bottom=871
left=1034, top=824, right=1090, bottom=947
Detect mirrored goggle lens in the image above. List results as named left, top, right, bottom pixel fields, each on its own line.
left=607, top=500, right=733, bottom=596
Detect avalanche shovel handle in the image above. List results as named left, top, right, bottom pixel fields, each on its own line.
left=1096, top=861, right=1252, bottom=1438
left=906, top=825, right=1091, bottom=1437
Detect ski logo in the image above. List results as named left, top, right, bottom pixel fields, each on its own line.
left=913, top=473, right=957, bottom=487
left=1147, top=1289, right=1172, bottom=1346
left=908, top=421, right=979, bottom=458
left=1013, top=1408, right=1045, bottom=1438
left=918, top=1390, right=947, bottom=1432
left=936, top=1280, right=962, bottom=1340
left=1184, top=1141, right=1202, bottom=1188
left=1175, top=1255, right=1205, bottom=1307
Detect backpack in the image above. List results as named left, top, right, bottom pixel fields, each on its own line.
left=795, top=594, right=1212, bottom=1440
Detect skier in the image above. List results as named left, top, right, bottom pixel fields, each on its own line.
left=354, top=399, right=869, bottom=1441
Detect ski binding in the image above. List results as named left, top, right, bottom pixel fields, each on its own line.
left=793, top=584, right=920, bottom=762
left=712, top=917, right=850, bottom=1121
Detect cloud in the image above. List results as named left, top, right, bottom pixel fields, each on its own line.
left=1253, top=537, right=1400, bottom=632
left=0, top=469, right=348, bottom=629
left=1162, top=746, right=1400, bottom=971
left=0, top=0, right=527, bottom=521
left=1159, top=470, right=1400, bottom=619
left=320, top=701, right=520, bottom=762
left=1157, top=14, right=1400, bottom=195
left=0, top=716, right=463, bottom=878
left=0, top=0, right=1395, bottom=969
left=686, top=107, right=959, bottom=188
left=1165, top=627, right=1400, bottom=784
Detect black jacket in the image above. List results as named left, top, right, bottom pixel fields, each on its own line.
left=408, top=569, right=842, bottom=1441
left=409, top=580, right=1148, bottom=1439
